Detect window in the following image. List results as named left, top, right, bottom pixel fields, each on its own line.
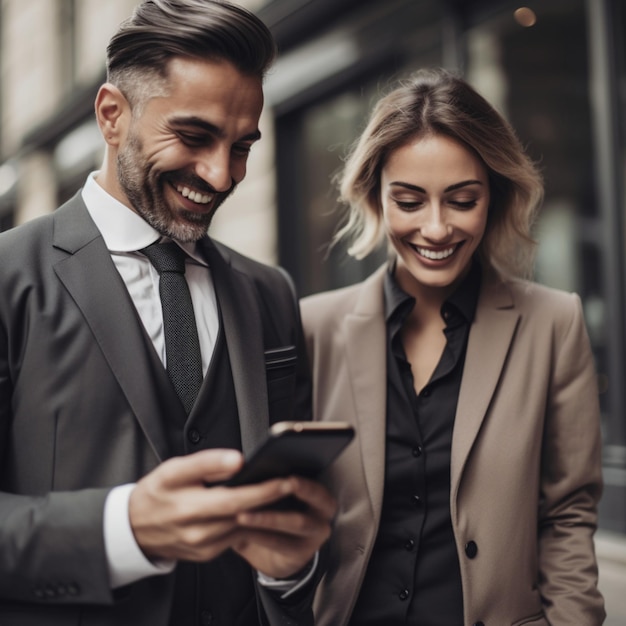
left=274, top=0, right=444, bottom=295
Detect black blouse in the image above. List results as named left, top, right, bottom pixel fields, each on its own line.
left=350, top=261, right=481, bottom=626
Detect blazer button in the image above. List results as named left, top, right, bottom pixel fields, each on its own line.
left=398, top=588, right=410, bottom=601
left=188, top=429, right=201, bottom=444
left=465, top=541, right=478, bottom=559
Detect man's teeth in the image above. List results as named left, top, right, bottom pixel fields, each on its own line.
left=177, top=185, right=213, bottom=205
left=416, top=245, right=456, bottom=260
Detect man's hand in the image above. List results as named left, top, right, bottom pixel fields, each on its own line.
left=128, top=449, right=336, bottom=578
left=233, top=475, right=336, bottom=579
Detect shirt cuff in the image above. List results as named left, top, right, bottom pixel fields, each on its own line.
left=104, top=483, right=176, bottom=589
left=256, top=552, right=319, bottom=599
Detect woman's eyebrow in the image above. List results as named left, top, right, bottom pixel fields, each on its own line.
left=389, top=179, right=483, bottom=193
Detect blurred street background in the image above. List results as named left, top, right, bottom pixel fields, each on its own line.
left=597, top=531, right=626, bottom=625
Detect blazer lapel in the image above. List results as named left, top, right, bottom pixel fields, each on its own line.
left=200, top=240, right=268, bottom=455
left=51, top=196, right=171, bottom=462
left=450, top=274, right=520, bottom=494
left=344, top=265, right=388, bottom=523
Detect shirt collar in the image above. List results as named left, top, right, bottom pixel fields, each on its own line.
left=447, top=259, right=481, bottom=324
left=384, top=257, right=482, bottom=326
left=81, top=172, right=206, bottom=265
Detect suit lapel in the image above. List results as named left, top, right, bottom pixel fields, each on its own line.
left=52, top=196, right=171, bottom=462
left=344, top=266, right=388, bottom=522
left=200, top=240, right=268, bottom=455
left=450, top=274, right=519, bottom=494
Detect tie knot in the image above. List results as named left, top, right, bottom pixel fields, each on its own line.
left=141, top=242, right=187, bottom=274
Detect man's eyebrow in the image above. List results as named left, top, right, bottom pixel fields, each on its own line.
left=169, top=115, right=261, bottom=142
left=389, top=180, right=483, bottom=193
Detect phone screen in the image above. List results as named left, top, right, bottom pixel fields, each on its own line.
left=226, top=421, right=354, bottom=487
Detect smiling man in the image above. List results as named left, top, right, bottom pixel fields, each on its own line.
left=0, top=2, right=335, bottom=625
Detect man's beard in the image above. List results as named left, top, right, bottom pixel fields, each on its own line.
left=116, top=134, right=235, bottom=243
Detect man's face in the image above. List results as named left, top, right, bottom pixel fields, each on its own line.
left=116, top=57, right=264, bottom=242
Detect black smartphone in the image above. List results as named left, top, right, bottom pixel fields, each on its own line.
left=227, top=421, right=355, bottom=487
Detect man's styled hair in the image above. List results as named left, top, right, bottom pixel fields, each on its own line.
left=335, top=68, right=544, bottom=279
left=106, top=0, right=276, bottom=109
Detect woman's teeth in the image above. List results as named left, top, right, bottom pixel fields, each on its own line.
left=416, top=245, right=456, bottom=260
left=177, top=185, right=213, bottom=205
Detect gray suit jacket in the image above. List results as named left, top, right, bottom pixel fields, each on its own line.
left=0, top=193, right=313, bottom=625
left=302, top=263, right=605, bottom=626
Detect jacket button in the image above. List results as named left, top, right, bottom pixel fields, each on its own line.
left=412, top=446, right=423, bottom=457
left=404, top=538, right=415, bottom=551
left=188, top=429, right=201, bottom=444
left=67, top=583, right=80, bottom=596
left=465, top=541, right=478, bottom=558
left=399, top=588, right=410, bottom=600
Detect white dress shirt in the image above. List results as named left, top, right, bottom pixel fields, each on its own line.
left=81, top=173, right=314, bottom=595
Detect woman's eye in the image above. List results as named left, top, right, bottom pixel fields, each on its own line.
left=393, top=199, right=421, bottom=211
left=450, top=199, right=478, bottom=209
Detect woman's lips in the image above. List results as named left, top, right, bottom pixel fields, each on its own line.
left=409, top=241, right=464, bottom=261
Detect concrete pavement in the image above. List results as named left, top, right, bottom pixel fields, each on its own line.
left=596, top=530, right=626, bottom=625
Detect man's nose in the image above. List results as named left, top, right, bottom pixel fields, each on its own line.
left=195, top=148, right=233, bottom=193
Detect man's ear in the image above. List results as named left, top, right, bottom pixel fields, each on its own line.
left=95, top=83, right=131, bottom=147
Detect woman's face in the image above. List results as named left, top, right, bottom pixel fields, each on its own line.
left=381, top=133, right=490, bottom=299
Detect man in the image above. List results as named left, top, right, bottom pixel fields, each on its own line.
left=0, top=1, right=336, bottom=624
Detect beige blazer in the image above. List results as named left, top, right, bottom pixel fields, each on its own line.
left=301, top=264, right=605, bottom=626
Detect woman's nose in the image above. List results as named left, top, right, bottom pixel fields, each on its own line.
left=420, top=206, right=452, bottom=241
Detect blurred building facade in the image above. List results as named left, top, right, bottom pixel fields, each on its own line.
left=0, top=0, right=624, bottom=544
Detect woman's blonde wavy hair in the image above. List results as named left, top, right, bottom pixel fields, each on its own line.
left=334, top=68, right=544, bottom=279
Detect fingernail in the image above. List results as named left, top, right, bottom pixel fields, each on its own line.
left=222, top=451, right=241, bottom=467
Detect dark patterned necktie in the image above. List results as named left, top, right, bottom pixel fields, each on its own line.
left=141, top=242, right=203, bottom=414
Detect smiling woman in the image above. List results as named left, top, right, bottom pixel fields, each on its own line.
left=380, top=134, right=489, bottom=302
left=301, top=68, right=606, bottom=626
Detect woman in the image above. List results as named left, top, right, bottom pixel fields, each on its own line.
left=301, top=68, right=605, bottom=626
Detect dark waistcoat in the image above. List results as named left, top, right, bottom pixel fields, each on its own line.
left=167, top=323, right=260, bottom=626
